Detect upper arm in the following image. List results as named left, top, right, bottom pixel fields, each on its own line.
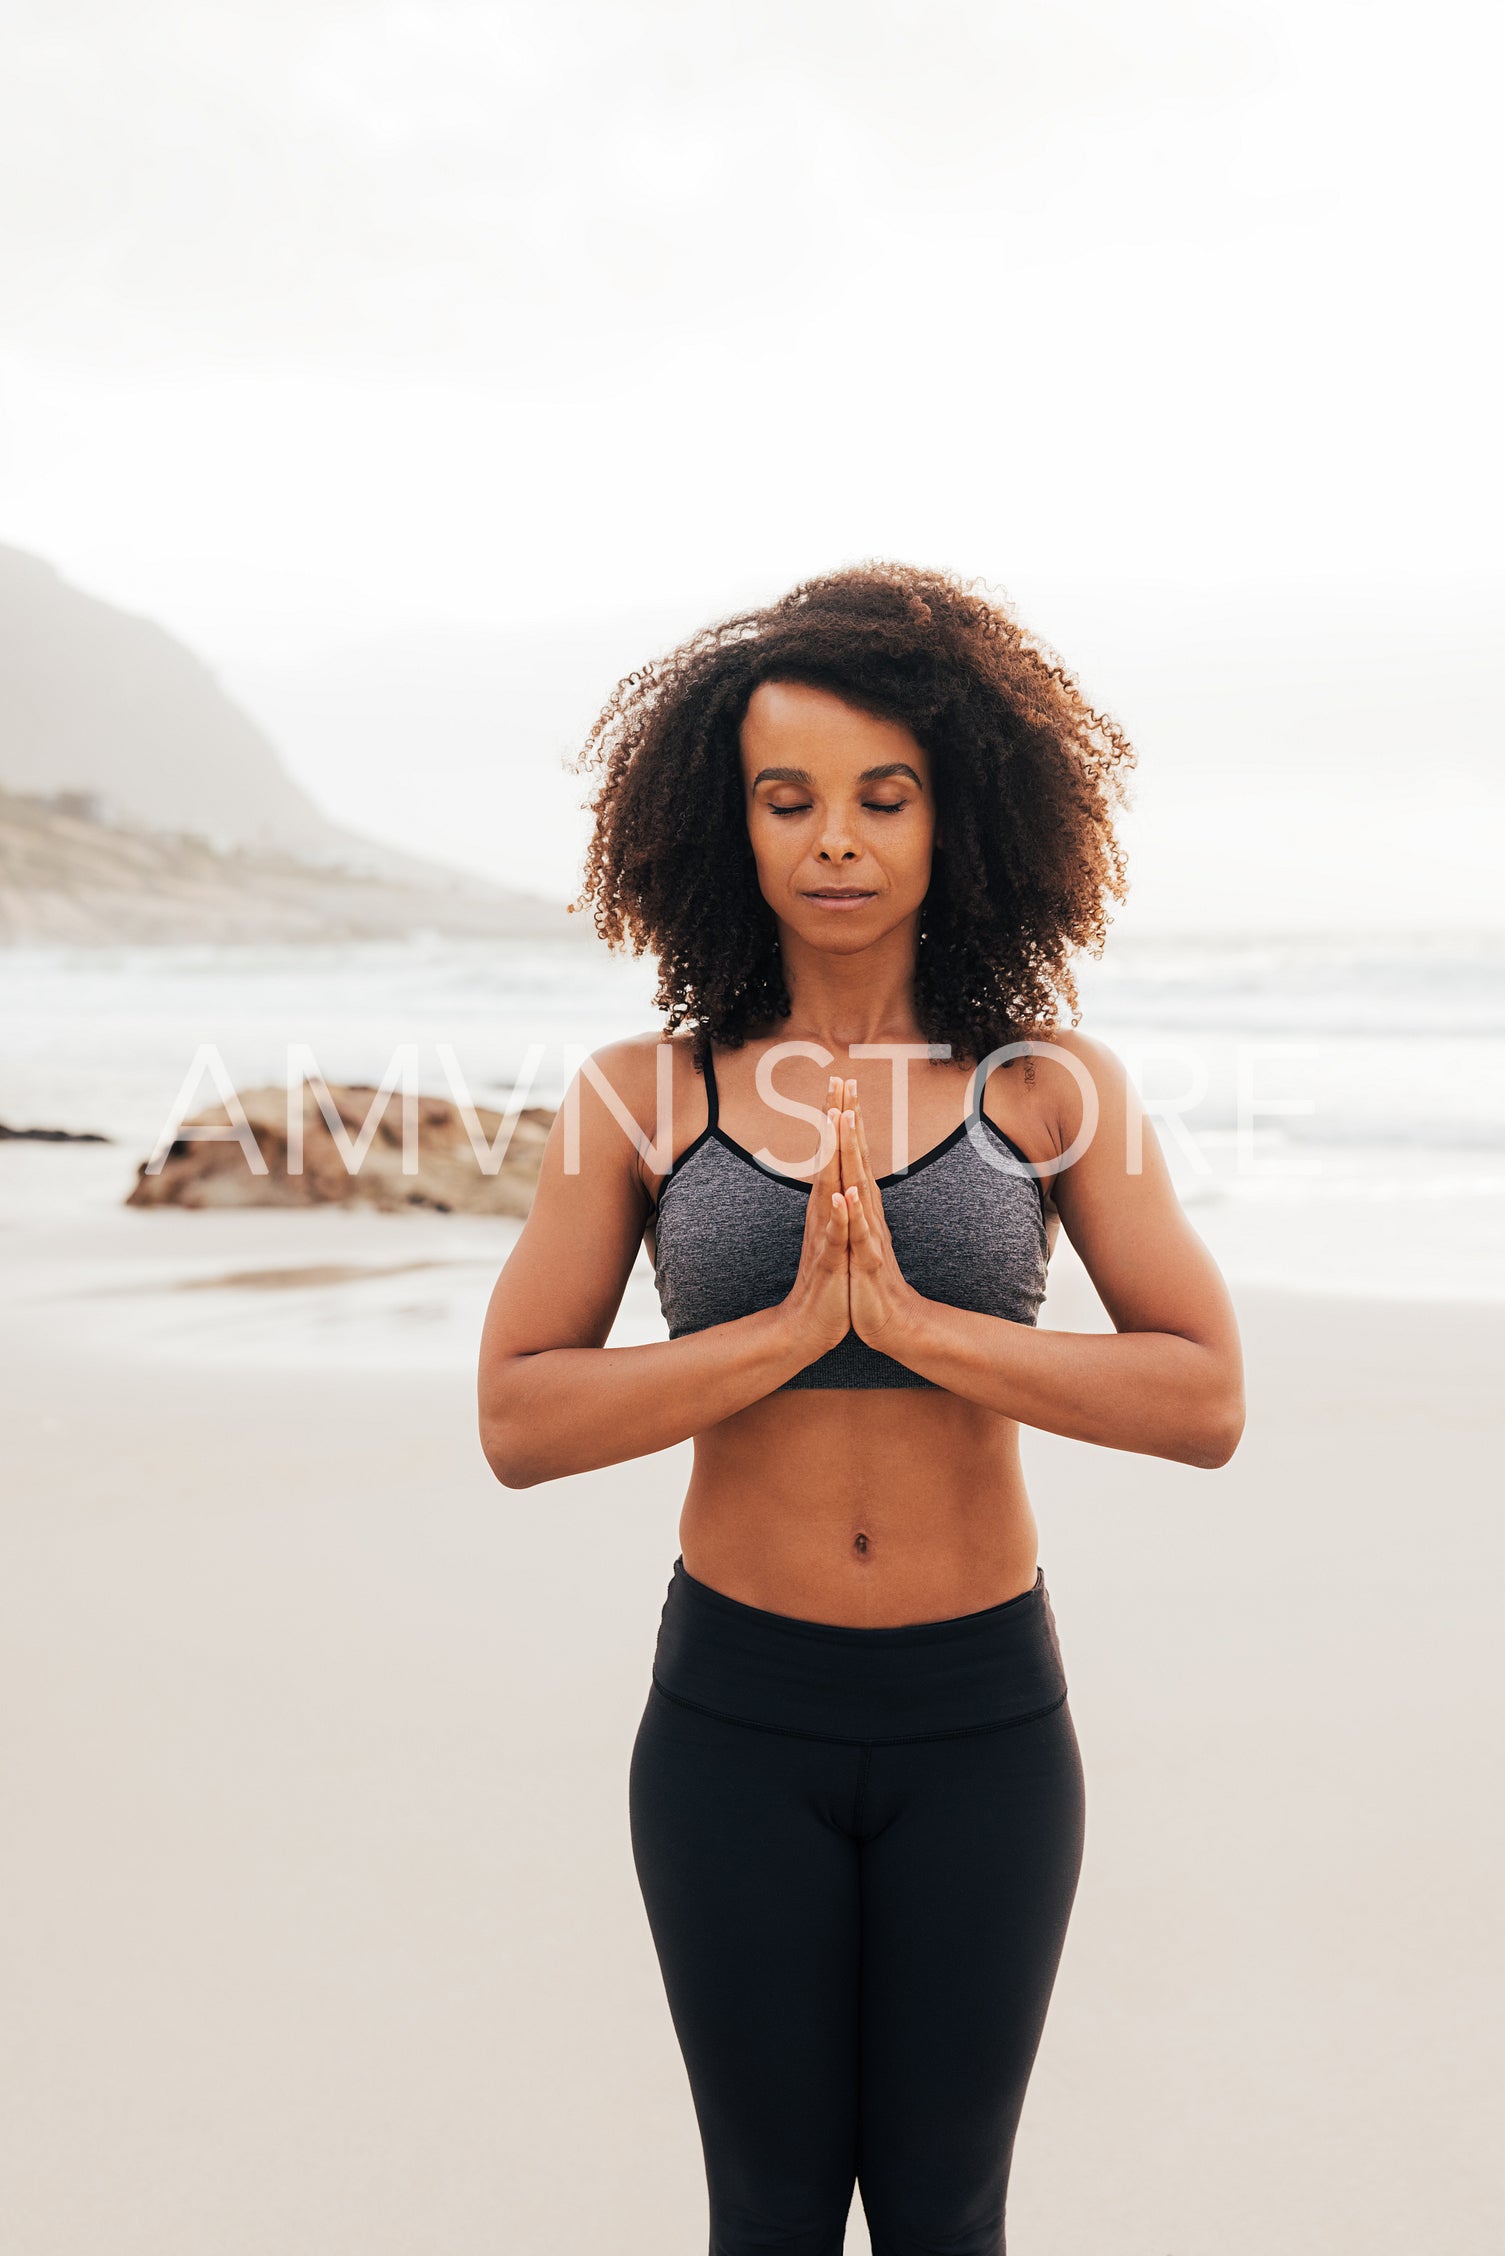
left=1031, top=1030, right=1241, bottom=1358
left=478, top=1036, right=663, bottom=1374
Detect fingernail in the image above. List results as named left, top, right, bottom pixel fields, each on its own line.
left=843, top=1109, right=855, bottom=1127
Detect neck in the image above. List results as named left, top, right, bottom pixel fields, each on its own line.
left=774, top=913, right=925, bottom=1049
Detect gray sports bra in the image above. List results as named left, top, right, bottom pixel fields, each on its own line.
left=651, top=1050, right=1053, bottom=1389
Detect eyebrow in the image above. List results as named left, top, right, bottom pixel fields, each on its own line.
left=750, top=762, right=925, bottom=789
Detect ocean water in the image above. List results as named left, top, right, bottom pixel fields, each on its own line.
left=3, top=932, right=1503, bottom=1302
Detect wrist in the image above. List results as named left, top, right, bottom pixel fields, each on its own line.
left=859, top=1281, right=932, bottom=1360
left=764, top=1298, right=843, bottom=1369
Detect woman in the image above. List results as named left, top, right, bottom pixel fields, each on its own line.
left=478, top=565, right=1244, bottom=2254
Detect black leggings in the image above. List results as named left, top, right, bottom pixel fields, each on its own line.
left=629, top=1559, right=1085, bottom=2256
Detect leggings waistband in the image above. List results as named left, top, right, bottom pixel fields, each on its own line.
left=650, top=1557, right=1068, bottom=1744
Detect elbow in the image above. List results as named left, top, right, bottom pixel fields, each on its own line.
left=1180, top=1385, right=1246, bottom=1471
left=479, top=1353, right=562, bottom=1488
left=480, top=1428, right=523, bottom=1487
left=478, top=1405, right=549, bottom=1490
left=483, top=1446, right=546, bottom=1490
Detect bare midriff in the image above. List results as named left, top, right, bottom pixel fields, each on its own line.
left=678, top=1387, right=1040, bottom=1628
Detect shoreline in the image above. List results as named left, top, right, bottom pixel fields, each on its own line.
left=3, top=1142, right=1505, bottom=1392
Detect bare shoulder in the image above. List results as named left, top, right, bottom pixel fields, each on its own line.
left=567, top=1027, right=707, bottom=1182
left=989, top=1026, right=1134, bottom=1161
left=576, top=1027, right=702, bottom=1113
left=1035, top=1025, right=1131, bottom=1119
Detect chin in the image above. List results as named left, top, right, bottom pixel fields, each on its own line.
left=794, top=914, right=898, bottom=957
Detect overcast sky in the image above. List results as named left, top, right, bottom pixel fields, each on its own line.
left=1, top=0, right=1499, bottom=923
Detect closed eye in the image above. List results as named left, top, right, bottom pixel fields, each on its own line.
left=766, top=798, right=909, bottom=817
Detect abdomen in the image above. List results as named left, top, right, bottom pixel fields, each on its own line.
left=677, top=1387, right=1041, bottom=1627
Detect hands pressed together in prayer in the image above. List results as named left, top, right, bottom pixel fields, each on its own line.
left=784, top=1075, right=924, bottom=1364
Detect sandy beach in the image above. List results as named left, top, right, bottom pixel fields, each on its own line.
left=2, top=1138, right=1501, bottom=2254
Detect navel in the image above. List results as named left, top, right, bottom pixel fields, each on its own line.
left=853, top=1531, right=871, bottom=1558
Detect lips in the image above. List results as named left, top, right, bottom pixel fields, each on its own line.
left=803, top=888, right=877, bottom=903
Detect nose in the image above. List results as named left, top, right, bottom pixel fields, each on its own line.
left=814, top=820, right=860, bottom=864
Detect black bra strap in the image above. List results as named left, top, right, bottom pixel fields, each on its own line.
left=700, top=1044, right=719, bottom=1131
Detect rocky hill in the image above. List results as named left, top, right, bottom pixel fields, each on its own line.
left=0, top=543, right=356, bottom=855
left=0, top=542, right=577, bottom=938
left=0, top=785, right=577, bottom=944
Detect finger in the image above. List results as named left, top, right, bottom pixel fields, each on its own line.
left=844, top=1182, right=873, bottom=1245
left=811, top=1186, right=843, bottom=1262
left=824, top=1104, right=845, bottom=1186
left=807, top=1103, right=840, bottom=1199
left=842, top=1114, right=895, bottom=1261
left=840, top=1106, right=869, bottom=1193
left=848, top=1080, right=873, bottom=1171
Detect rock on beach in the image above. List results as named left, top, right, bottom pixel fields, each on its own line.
left=126, top=1084, right=554, bottom=1217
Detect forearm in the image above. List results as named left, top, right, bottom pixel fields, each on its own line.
left=880, top=1296, right=1244, bottom=1468
left=480, top=1306, right=819, bottom=1486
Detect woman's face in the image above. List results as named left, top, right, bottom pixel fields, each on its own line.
left=739, top=680, right=936, bottom=956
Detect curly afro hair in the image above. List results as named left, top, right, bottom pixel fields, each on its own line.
left=575, top=562, right=1134, bottom=1064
